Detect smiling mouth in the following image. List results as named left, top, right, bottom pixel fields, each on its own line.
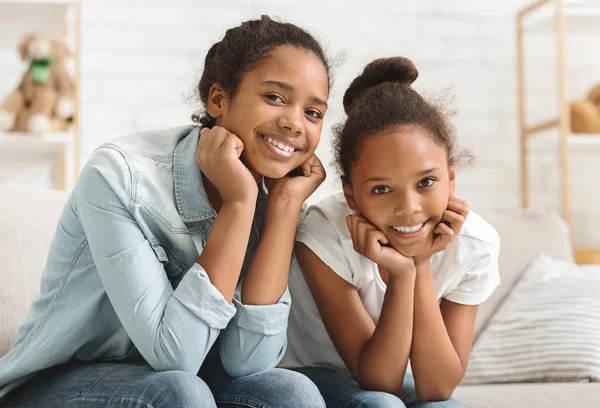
left=260, top=134, right=297, bottom=153
left=390, top=218, right=430, bottom=236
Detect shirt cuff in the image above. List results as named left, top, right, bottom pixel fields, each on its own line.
left=173, top=262, right=237, bottom=329
left=230, top=284, right=291, bottom=335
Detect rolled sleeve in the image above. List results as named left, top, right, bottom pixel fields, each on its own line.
left=174, top=263, right=236, bottom=330
left=230, top=284, right=291, bottom=335
left=218, top=283, right=290, bottom=377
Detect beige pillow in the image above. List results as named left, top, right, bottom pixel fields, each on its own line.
left=464, top=255, right=600, bottom=384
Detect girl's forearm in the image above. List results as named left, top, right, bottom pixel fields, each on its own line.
left=197, top=201, right=256, bottom=302
left=356, top=272, right=415, bottom=394
left=241, top=196, right=303, bottom=305
left=410, top=261, right=463, bottom=401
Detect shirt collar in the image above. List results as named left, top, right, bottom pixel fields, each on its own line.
left=173, top=126, right=216, bottom=222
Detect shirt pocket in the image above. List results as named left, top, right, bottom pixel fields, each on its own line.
left=150, top=241, right=185, bottom=279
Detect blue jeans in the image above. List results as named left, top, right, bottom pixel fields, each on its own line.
left=3, top=361, right=326, bottom=408
left=293, top=368, right=463, bottom=408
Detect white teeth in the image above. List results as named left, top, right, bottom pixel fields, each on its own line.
left=263, top=136, right=296, bottom=153
left=393, top=223, right=424, bottom=234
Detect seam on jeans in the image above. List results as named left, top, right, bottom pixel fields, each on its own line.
left=76, top=364, right=126, bottom=398
left=214, top=395, right=269, bottom=408
left=6, top=239, right=89, bottom=354
left=74, top=396, right=153, bottom=407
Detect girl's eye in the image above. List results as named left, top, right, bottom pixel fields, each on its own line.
left=305, top=109, right=322, bottom=120
left=265, top=94, right=284, bottom=103
left=418, top=178, right=436, bottom=188
left=372, top=186, right=391, bottom=195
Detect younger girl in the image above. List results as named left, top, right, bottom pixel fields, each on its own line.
left=282, top=57, right=500, bottom=407
left=0, top=16, right=330, bottom=408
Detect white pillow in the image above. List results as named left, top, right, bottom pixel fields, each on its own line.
left=463, top=255, right=600, bottom=384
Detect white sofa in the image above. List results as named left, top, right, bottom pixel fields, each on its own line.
left=1, top=185, right=599, bottom=407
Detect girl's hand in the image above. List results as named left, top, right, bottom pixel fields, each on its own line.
left=346, top=215, right=415, bottom=277
left=196, top=126, right=258, bottom=206
left=265, top=153, right=326, bottom=207
left=414, top=195, right=469, bottom=266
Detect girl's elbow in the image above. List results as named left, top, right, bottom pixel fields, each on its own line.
left=221, top=358, right=257, bottom=378
left=416, top=389, right=454, bottom=402
left=148, top=358, right=200, bottom=374
left=356, top=373, right=404, bottom=396
left=220, top=350, right=279, bottom=378
left=145, top=347, right=204, bottom=374
left=415, top=382, right=457, bottom=402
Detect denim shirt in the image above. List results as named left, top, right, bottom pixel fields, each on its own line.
left=0, top=126, right=291, bottom=397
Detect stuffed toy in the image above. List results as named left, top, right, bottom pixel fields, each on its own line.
left=570, top=84, right=600, bottom=134
left=0, top=33, right=74, bottom=133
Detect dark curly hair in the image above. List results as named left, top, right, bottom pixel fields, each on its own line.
left=192, top=15, right=332, bottom=127
left=333, top=57, right=471, bottom=182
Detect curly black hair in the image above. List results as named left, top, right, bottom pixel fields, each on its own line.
left=333, top=57, right=471, bottom=181
left=192, top=15, right=331, bottom=127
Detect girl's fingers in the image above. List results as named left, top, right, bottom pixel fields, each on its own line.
left=223, top=133, right=244, bottom=158
left=449, top=195, right=467, bottom=205
left=347, top=216, right=361, bottom=253
left=347, top=215, right=387, bottom=255
left=447, top=199, right=469, bottom=217
left=198, top=127, right=211, bottom=150
left=299, top=160, right=311, bottom=177
left=443, top=210, right=464, bottom=224
left=433, top=222, right=455, bottom=248
left=307, top=154, right=326, bottom=180
left=442, top=210, right=465, bottom=236
left=371, top=229, right=388, bottom=245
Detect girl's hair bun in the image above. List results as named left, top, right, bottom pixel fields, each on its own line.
left=343, top=57, right=418, bottom=114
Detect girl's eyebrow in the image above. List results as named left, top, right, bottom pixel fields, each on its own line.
left=364, top=168, right=439, bottom=183
left=261, top=80, right=328, bottom=108
left=364, top=177, right=391, bottom=183
left=416, top=167, right=439, bottom=176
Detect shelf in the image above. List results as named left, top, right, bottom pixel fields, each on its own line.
left=528, top=132, right=600, bottom=152
left=523, top=0, right=600, bottom=32
left=574, top=248, right=600, bottom=265
left=0, top=131, right=74, bottom=149
left=0, top=0, right=74, bottom=31
left=0, top=0, right=74, bottom=5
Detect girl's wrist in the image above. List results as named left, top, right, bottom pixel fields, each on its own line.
left=413, top=256, right=433, bottom=271
left=387, top=267, right=416, bottom=284
left=267, top=193, right=304, bottom=214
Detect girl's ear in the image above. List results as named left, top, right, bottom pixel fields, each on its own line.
left=448, top=165, right=456, bottom=195
left=342, top=176, right=358, bottom=212
left=207, top=84, right=229, bottom=119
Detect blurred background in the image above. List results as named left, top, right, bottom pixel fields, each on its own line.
left=1, top=0, right=599, bottom=250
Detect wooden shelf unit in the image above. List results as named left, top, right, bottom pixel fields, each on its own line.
left=517, top=0, right=600, bottom=264
left=0, top=0, right=81, bottom=190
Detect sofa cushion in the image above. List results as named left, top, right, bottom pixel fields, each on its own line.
left=463, top=255, right=600, bottom=385
left=455, top=382, right=600, bottom=408
left=0, top=186, right=68, bottom=357
left=473, top=210, right=573, bottom=339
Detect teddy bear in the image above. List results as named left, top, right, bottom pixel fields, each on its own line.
left=0, top=33, right=74, bottom=134
left=570, top=84, right=600, bottom=134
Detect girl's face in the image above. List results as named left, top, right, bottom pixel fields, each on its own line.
left=209, top=45, right=329, bottom=179
left=343, top=126, right=455, bottom=258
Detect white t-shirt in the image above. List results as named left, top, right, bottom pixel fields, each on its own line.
left=280, top=192, right=500, bottom=373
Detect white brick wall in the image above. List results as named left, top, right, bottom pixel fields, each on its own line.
left=2, top=0, right=600, bottom=247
